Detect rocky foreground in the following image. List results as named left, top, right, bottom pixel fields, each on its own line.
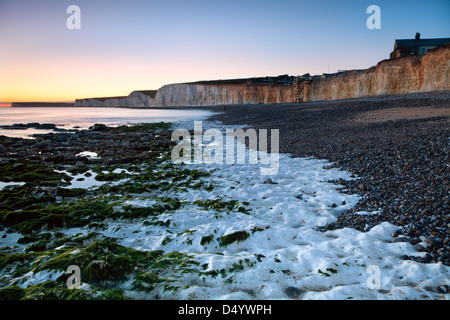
left=0, top=123, right=219, bottom=299
left=204, top=91, right=450, bottom=266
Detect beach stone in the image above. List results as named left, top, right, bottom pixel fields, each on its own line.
left=40, top=123, right=57, bottom=129
left=90, top=123, right=107, bottom=131
left=64, top=242, right=80, bottom=247
left=437, top=285, right=449, bottom=294
left=392, top=236, right=409, bottom=243
left=284, top=286, right=304, bottom=299
left=415, top=244, right=427, bottom=252
left=263, top=178, right=278, bottom=184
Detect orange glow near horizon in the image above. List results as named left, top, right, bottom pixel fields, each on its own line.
left=0, top=55, right=164, bottom=103
left=0, top=52, right=335, bottom=104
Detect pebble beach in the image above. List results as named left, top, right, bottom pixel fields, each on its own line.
left=205, top=91, right=450, bottom=266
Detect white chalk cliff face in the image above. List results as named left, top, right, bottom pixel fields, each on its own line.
left=153, top=83, right=293, bottom=107
left=126, top=91, right=156, bottom=107
left=74, top=91, right=155, bottom=108
left=74, top=45, right=449, bottom=107
left=74, top=84, right=294, bottom=107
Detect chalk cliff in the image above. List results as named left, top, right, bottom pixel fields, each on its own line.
left=73, top=45, right=449, bottom=107
left=74, top=80, right=294, bottom=107
left=74, top=90, right=156, bottom=107
left=307, top=44, right=449, bottom=101
left=152, top=83, right=293, bottom=107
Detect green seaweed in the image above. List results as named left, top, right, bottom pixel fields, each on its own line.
left=112, top=122, right=172, bottom=133
left=131, top=272, right=163, bottom=293
left=318, top=268, right=339, bottom=277
left=0, top=161, right=72, bottom=187
left=0, top=282, right=128, bottom=300
left=217, top=231, right=250, bottom=247
left=94, top=171, right=132, bottom=182
left=0, top=251, right=40, bottom=281
left=131, top=251, right=200, bottom=294
left=200, top=234, right=215, bottom=246
left=35, top=238, right=164, bottom=283
left=0, top=185, right=57, bottom=211
left=199, top=258, right=256, bottom=281
left=193, top=198, right=250, bottom=215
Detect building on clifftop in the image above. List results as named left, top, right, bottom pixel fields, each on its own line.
left=390, top=33, right=450, bottom=59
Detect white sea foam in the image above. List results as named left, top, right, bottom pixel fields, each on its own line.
left=0, top=181, right=26, bottom=191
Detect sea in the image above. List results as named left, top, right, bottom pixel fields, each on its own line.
left=0, top=107, right=214, bottom=138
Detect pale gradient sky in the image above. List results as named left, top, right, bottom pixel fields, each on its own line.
left=0, top=0, right=449, bottom=103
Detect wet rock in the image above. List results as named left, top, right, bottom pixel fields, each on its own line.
left=392, top=237, right=409, bottom=243
left=284, top=286, right=304, bottom=299
left=64, top=242, right=81, bottom=247
left=415, top=244, right=427, bottom=252
left=90, top=123, right=108, bottom=131
left=39, top=123, right=57, bottom=130
left=263, top=178, right=278, bottom=184
left=437, top=285, right=449, bottom=294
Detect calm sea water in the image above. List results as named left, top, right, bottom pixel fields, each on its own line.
left=0, top=107, right=214, bottom=138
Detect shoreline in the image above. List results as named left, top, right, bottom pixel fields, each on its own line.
left=200, top=90, right=450, bottom=266
left=7, top=90, right=449, bottom=109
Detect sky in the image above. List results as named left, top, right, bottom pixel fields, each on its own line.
left=0, top=0, right=449, bottom=104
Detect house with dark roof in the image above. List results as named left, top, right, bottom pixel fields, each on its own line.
left=390, top=33, right=450, bottom=59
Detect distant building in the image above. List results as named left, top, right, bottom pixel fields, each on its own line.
left=390, top=33, right=450, bottom=59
